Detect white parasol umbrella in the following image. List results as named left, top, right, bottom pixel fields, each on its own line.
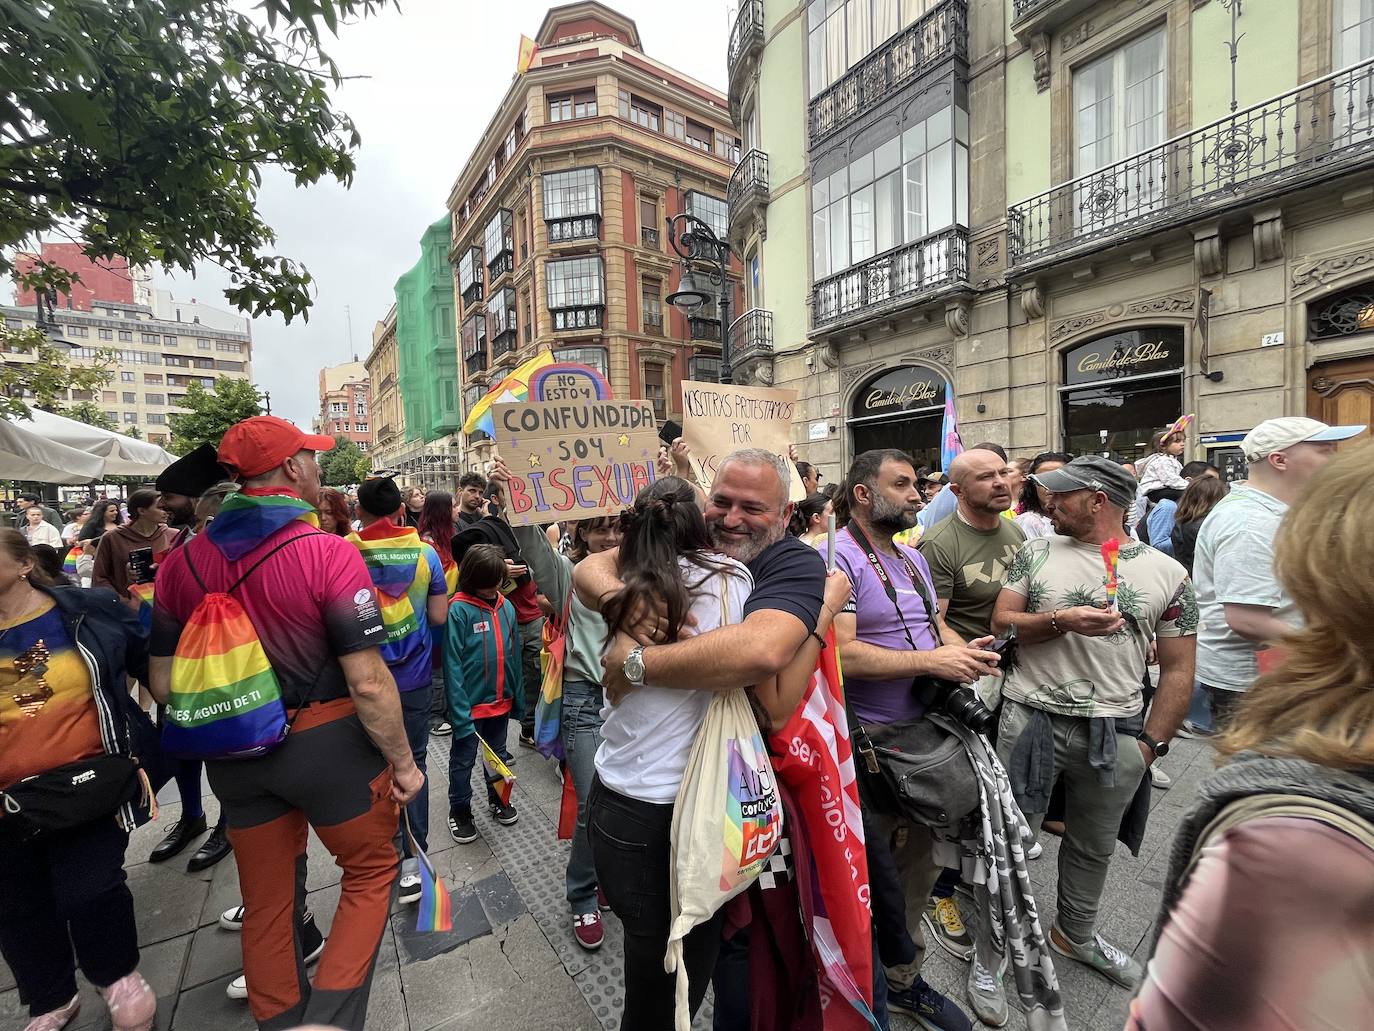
left=17, top=408, right=175, bottom=476
left=0, top=417, right=106, bottom=483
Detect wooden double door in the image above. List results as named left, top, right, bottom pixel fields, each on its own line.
left=1308, top=354, right=1374, bottom=447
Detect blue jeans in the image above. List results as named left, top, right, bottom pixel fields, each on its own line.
left=1185, top=681, right=1214, bottom=732
left=399, top=687, right=430, bottom=855
left=447, top=713, right=512, bottom=814
left=561, top=678, right=604, bottom=915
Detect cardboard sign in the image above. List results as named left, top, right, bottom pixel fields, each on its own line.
left=528, top=362, right=612, bottom=402
left=680, top=381, right=806, bottom=501
left=493, top=400, right=660, bottom=526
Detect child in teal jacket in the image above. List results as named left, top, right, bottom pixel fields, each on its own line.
left=444, top=544, right=524, bottom=841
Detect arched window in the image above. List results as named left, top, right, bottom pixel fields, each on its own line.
left=1307, top=281, right=1374, bottom=340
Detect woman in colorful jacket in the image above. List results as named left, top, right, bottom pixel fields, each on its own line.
left=0, top=529, right=161, bottom=1031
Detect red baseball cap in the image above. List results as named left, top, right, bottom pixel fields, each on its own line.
left=217, top=416, right=337, bottom=478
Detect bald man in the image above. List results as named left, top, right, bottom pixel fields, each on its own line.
left=917, top=449, right=1026, bottom=643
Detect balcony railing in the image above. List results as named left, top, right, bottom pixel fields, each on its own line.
left=464, top=350, right=488, bottom=376
left=689, top=355, right=723, bottom=382
left=809, top=0, right=966, bottom=146
left=1009, top=57, right=1374, bottom=267
left=487, top=249, right=514, bottom=280
left=492, top=333, right=517, bottom=360
left=644, top=309, right=663, bottom=335
left=641, top=226, right=660, bottom=249
left=727, top=0, right=764, bottom=96
left=378, top=372, right=396, bottom=392
left=727, top=149, right=769, bottom=239
left=689, top=315, right=722, bottom=343
left=812, top=225, right=969, bottom=331
left=1011, top=0, right=1054, bottom=20
left=547, top=215, right=600, bottom=243
left=551, top=304, right=605, bottom=331
left=728, top=309, right=774, bottom=365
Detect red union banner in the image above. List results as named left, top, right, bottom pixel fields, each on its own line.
left=493, top=399, right=660, bottom=526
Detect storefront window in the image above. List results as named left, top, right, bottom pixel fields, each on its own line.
left=1060, top=327, right=1184, bottom=460
left=847, top=365, right=947, bottom=470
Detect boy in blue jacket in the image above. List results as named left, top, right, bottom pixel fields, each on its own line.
left=445, top=543, right=524, bottom=843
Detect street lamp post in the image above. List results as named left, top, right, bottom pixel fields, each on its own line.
left=664, top=213, right=732, bottom=385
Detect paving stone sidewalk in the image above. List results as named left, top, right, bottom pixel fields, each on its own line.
left=0, top=725, right=1213, bottom=1031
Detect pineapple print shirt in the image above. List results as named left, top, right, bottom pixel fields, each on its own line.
left=999, top=535, right=1198, bottom=718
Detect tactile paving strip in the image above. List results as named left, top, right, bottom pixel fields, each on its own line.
left=427, top=729, right=713, bottom=1029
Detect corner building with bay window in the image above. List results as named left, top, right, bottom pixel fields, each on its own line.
left=730, top=0, right=1374, bottom=478
left=448, top=2, right=745, bottom=467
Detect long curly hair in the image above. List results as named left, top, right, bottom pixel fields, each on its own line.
left=602, top=476, right=737, bottom=645
left=1217, top=444, right=1374, bottom=768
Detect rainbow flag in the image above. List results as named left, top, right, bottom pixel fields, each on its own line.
left=478, top=733, right=516, bottom=806
left=461, top=351, right=555, bottom=439
left=206, top=489, right=320, bottom=561
left=62, top=550, right=79, bottom=580
left=403, top=811, right=453, bottom=933
left=441, top=558, right=458, bottom=597
left=348, top=522, right=424, bottom=598
left=162, top=592, right=286, bottom=759
left=128, top=580, right=156, bottom=631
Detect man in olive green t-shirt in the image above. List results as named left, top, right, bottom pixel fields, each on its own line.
left=918, top=449, right=1025, bottom=642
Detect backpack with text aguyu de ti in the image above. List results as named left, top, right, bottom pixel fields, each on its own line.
left=161, top=533, right=322, bottom=760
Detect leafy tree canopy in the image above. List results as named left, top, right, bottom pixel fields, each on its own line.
left=65, top=399, right=118, bottom=431
left=319, top=434, right=369, bottom=486
left=0, top=0, right=391, bottom=322
left=168, top=376, right=263, bottom=454
left=0, top=324, right=114, bottom=419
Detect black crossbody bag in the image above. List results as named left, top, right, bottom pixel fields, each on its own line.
left=843, top=523, right=979, bottom=832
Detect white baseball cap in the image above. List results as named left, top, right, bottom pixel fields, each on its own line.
left=1241, top=417, right=1366, bottom=463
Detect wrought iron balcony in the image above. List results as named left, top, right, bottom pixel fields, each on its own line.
left=727, top=150, right=769, bottom=242
left=728, top=309, right=774, bottom=365
left=551, top=304, right=605, bottom=331
left=643, top=309, right=663, bottom=335
left=1010, top=0, right=1096, bottom=37
left=641, top=226, right=660, bottom=249
left=487, top=249, right=514, bottom=281
left=492, top=333, right=517, bottom=361
left=811, top=225, right=969, bottom=332
left=464, top=349, right=488, bottom=376
left=689, top=315, right=722, bottom=343
left=546, top=215, right=600, bottom=243
left=727, top=0, right=764, bottom=98
left=809, top=0, right=966, bottom=146
left=1007, top=57, right=1374, bottom=269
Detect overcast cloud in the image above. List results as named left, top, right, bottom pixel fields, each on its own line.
left=149, top=0, right=734, bottom=427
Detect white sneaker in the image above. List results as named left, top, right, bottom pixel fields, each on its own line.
left=398, top=857, right=422, bottom=905
left=1150, top=765, right=1172, bottom=790
left=219, top=905, right=245, bottom=931
left=1026, top=839, right=1043, bottom=860
left=226, top=919, right=325, bottom=999
left=967, top=958, right=1009, bottom=1027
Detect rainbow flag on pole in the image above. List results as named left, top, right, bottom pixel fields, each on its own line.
left=128, top=581, right=156, bottom=631
left=461, top=351, right=555, bottom=439
left=403, top=811, right=453, bottom=933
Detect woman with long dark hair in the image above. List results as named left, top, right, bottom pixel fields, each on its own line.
left=0, top=530, right=159, bottom=1031
left=1169, top=475, right=1228, bottom=577
left=1133, top=445, right=1374, bottom=1031
left=78, top=500, right=122, bottom=543
left=788, top=491, right=833, bottom=546
left=417, top=491, right=458, bottom=736
left=1014, top=451, right=1072, bottom=539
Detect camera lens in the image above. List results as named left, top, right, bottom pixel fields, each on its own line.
left=940, top=686, right=997, bottom=735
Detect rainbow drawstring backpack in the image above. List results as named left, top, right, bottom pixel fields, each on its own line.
left=161, top=533, right=322, bottom=760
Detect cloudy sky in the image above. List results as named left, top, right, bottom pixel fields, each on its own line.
left=152, top=0, right=734, bottom=426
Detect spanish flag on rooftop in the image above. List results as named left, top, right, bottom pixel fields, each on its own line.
left=517, top=34, right=540, bottom=75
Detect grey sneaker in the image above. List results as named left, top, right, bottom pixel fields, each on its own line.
left=923, top=895, right=974, bottom=961
left=966, top=958, right=1008, bottom=1028
left=1049, top=925, right=1143, bottom=988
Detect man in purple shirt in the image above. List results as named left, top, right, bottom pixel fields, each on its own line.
left=834, top=448, right=1000, bottom=1031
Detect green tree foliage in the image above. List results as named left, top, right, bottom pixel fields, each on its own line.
left=168, top=377, right=263, bottom=454
left=0, top=325, right=114, bottom=419
left=64, top=399, right=118, bottom=431
left=0, top=0, right=391, bottom=322
left=319, top=434, right=369, bottom=486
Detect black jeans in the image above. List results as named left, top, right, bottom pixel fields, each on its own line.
left=0, top=817, right=139, bottom=1016
left=588, top=776, right=724, bottom=1030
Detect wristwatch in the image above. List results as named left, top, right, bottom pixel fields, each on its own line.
left=1137, top=732, right=1170, bottom=759
left=622, top=645, right=647, bottom=687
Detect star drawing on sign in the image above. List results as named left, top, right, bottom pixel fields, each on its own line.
left=618, top=433, right=630, bottom=446
left=528, top=453, right=541, bottom=467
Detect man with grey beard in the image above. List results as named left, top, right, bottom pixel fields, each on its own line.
left=575, top=447, right=833, bottom=699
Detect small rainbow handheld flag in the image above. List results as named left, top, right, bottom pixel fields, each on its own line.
left=1100, top=538, right=1121, bottom=609
left=129, top=580, right=156, bottom=631
left=403, top=811, right=453, bottom=933
left=62, top=550, right=80, bottom=580
left=477, top=733, right=516, bottom=806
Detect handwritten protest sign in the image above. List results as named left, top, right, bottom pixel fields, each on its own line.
left=681, top=381, right=806, bottom=501
left=493, top=400, right=659, bottom=526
